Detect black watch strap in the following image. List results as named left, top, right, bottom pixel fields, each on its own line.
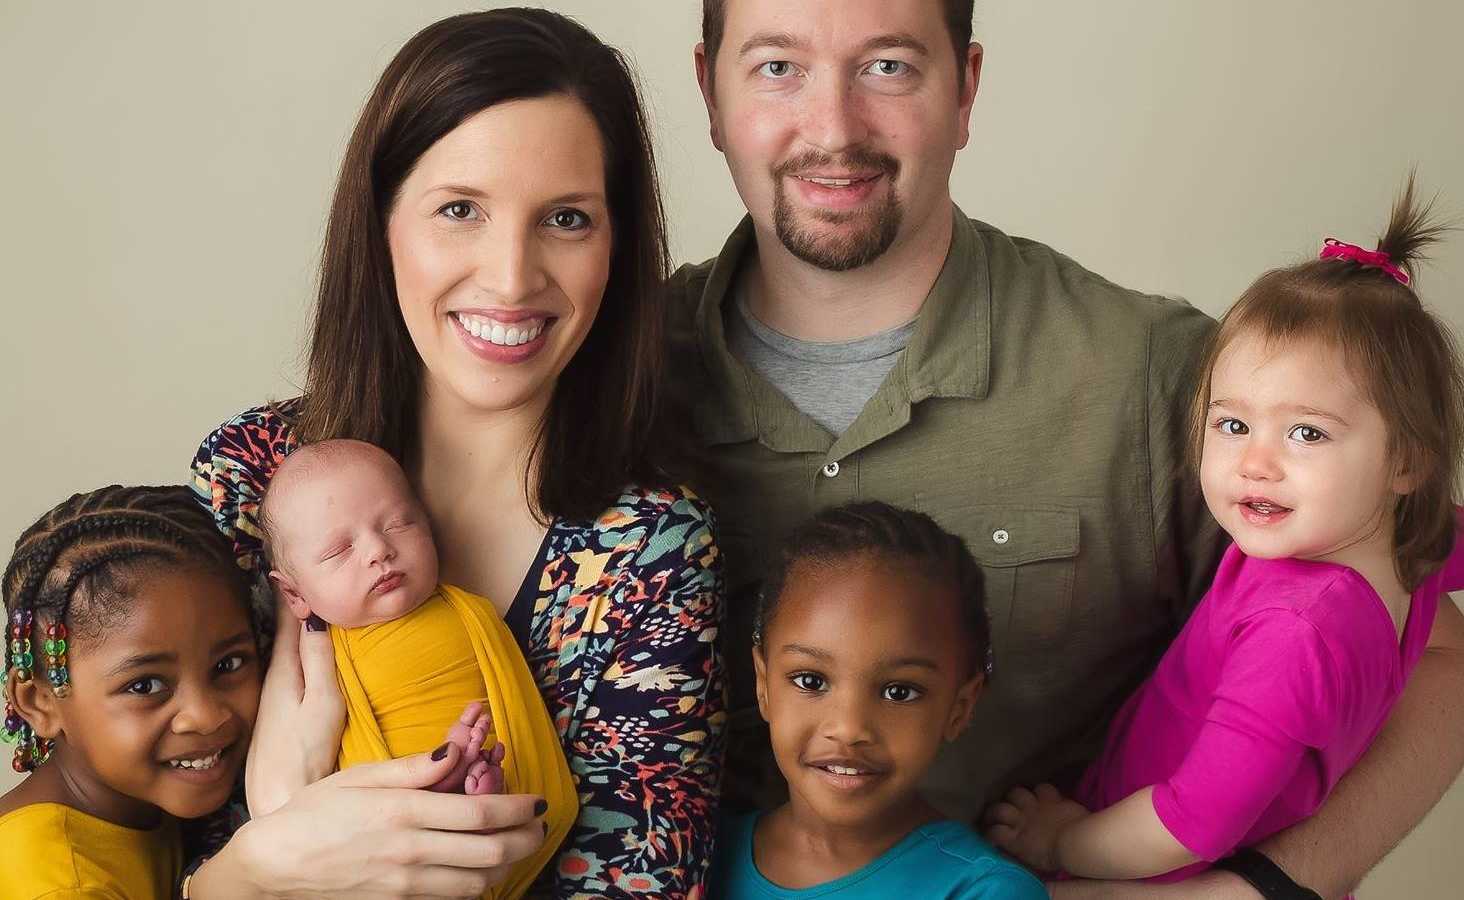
left=1214, top=848, right=1324, bottom=900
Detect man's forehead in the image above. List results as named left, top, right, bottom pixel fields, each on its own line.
left=722, top=0, right=947, bottom=50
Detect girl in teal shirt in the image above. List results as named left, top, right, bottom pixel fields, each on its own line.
left=714, top=502, right=1046, bottom=899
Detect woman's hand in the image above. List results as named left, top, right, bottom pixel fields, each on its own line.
left=246, top=599, right=347, bottom=817
left=192, top=744, right=547, bottom=899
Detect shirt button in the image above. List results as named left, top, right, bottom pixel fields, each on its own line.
left=992, top=529, right=1010, bottom=545
left=821, top=461, right=841, bottom=478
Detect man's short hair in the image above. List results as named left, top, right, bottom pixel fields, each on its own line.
left=701, top=0, right=976, bottom=86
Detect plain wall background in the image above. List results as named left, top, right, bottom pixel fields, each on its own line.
left=2, top=2, right=1461, bottom=895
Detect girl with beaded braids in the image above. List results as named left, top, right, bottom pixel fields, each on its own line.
left=0, top=485, right=261, bottom=900
left=713, top=501, right=1047, bottom=899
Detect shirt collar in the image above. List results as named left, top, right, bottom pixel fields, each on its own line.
left=693, top=206, right=990, bottom=445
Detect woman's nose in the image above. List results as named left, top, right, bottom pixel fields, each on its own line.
left=475, top=224, right=550, bottom=302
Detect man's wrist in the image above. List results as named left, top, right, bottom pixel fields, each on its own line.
left=1213, top=848, right=1322, bottom=900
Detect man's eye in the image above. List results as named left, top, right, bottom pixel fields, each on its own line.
left=758, top=61, right=795, bottom=78
left=1289, top=424, right=1327, bottom=443
left=881, top=683, right=923, bottom=703
left=790, top=672, right=826, bottom=692
left=868, top=59, right=909, bottom=77
left=1216, top=418, right=1249, bottom=436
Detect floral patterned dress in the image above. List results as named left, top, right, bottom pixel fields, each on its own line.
left=189, top=401, right=726, bottom=899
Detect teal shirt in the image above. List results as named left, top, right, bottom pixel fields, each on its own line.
left=714, top=814, right=1049, bottom=899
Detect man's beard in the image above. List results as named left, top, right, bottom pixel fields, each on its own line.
left=772, top=149, right=902, bottom=272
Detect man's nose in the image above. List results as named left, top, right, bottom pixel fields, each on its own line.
left=803, top=76, right=871, bottom=154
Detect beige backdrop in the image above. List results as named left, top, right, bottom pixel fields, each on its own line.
left=2, top=2, right=1461, bottom=895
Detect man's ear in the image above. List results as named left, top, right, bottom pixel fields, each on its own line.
left=268, top=569, right=313, bottom=622
left=954, top=41, right=984, bottom=151
left=942, top=672, right=985, bottom=741
left=7, top=667, right=64, bottom=741
left=752, top=645, right=770, bottom=722
left=693, top=42, right=725, bottom=151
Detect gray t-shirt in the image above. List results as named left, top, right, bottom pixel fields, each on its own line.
left=727, top=288, right=916, bottom=436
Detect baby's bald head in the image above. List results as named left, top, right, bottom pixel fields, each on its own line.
left=260, top=439, right=438, bottom=628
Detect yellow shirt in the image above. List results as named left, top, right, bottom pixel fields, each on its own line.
left=0, top=802, right=180, bottom=900
left=332, top=584, right=578, bottom=900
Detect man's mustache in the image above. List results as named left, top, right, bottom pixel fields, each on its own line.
left=774, top=148, right=899, bottom=179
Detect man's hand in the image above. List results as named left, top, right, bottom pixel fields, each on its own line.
left=986, top=783, right=1091, bottom=874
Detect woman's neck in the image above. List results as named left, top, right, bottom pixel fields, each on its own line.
left=408, top=386, right=549, bottom=513
left=3, top=744, right=163, bottom=830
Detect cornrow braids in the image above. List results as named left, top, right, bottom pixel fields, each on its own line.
left=755, top=501, right=992, bottom=678
left=2, top=485, right=250, bottom=772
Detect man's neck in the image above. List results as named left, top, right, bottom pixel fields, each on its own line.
left=744, top=199, right=956, bottom=343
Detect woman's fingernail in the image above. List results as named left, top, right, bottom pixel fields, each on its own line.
left=533, top=798, right=548, bottom=816
left=305, top=614, right=327, bottom=632
left=431, top=742, right=451, bottom=761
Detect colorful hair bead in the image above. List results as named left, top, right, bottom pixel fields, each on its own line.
left=43, top=622, right=69, bottom=699
left=3, top=608, right=54, bottom=772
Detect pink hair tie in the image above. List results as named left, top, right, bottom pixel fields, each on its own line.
left=1319, top=237, right=1410, bottom=286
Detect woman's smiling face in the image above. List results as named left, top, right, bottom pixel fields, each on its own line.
left=387, top=93, right=612, bottom=417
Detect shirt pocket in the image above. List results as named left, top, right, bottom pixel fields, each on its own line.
left=929, top=503, right=1081, bottom=663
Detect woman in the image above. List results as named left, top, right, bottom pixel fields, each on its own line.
left=183, top=9, right=724, bottom=898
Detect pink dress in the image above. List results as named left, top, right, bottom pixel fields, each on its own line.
left=1075, top=515, right=1463, bottom=881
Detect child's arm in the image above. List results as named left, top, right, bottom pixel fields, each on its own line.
left=989, top=784, right=1199, bottom=879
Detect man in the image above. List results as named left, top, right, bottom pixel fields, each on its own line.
left=670, top=1, right=1464, bottom=896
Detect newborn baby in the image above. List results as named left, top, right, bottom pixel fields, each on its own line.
left=262, top=439, right=505, bottom=794
left=260, top=440, right=577, bottom=899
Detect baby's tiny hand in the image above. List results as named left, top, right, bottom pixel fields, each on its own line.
left=428, top=701, right=502, bottom=794
left=984, top=783, right=1089, bottom=874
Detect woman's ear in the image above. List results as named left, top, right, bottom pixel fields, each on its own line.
left=268, top=570, right=313, bottom=622
left=942, top=672, right=985, bottom=742
left=7, top=667, right=64, bottom=741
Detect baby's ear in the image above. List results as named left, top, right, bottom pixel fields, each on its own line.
left=268, top=570, right=313, bottom=622
left=943, top=673, right=985, bottom=742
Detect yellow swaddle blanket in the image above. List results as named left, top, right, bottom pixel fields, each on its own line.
left=331, top=584, right=577, bottom=900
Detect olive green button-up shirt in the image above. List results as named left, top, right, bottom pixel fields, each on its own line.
left=669, top=208, right=1226, bottom=817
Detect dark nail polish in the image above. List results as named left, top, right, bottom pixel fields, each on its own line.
left=305, top=614, right=327, bottom=632
left=431, top=742, right=451, bottom=761
left=533, top=798, right=548, bottom=817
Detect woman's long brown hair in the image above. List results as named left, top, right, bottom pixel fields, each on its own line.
left=296, top=7, right=680, bottom=523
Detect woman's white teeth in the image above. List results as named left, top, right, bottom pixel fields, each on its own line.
left=824, top=765, right=864, bottom=776
left=455, top=313, right=544, bottom=346
left=168, top=750, right=222, bottom=770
